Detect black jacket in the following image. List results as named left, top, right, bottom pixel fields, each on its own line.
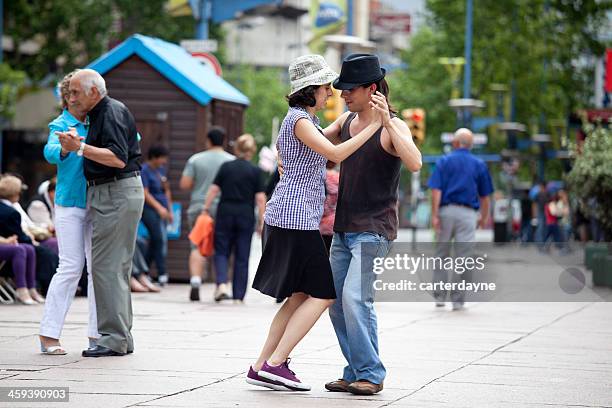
left=0, top=201, right=33, bottom=244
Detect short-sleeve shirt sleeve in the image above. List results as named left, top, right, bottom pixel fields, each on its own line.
left=182, top=157, right=195, bottom=178
left=141, top=166, right=153, bottom=189
left=427, top=159, right=444, bottom=190
left=212, top=163, right=226, bottom=187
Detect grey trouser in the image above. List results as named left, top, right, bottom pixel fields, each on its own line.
left=433, top=204, right=478, bottom=303
left=88, top=176, right=144, bottom=353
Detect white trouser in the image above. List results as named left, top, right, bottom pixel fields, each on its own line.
left=39, top=205, right=99, bottom=339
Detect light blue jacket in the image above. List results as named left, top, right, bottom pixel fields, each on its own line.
left=43, top=110, right=89, bottom=209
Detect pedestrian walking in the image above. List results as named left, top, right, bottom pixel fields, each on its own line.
left=428, top=128, right=494, bottom=310
left=203, top=134, right=266, bottom=303
left=180, top=127, right=234, bottom=302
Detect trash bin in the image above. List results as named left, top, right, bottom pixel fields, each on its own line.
left=585, top=243, right=609, bottom=271
left=592, top=253, right=612, bottom=287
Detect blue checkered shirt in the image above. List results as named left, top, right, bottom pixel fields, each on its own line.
left=264, top=107, right=327, bottom=230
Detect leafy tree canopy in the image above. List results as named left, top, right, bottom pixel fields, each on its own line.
left=388, top=0, right=610, bottom=162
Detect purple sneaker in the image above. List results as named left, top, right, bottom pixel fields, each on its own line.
left=258, top=359, right=311, bottom=391
left=246, top=366, right=289, bottom=391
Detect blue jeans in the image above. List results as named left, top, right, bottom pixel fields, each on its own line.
left=141, top=206, right=168, bottom=278
left=540, top=223, right=566, bottom=252
left=328, top=232, right=391, bottom=385
left=213, top=214, right=254, bottom=300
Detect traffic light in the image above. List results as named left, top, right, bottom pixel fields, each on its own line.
left=324, top=89, right=343, bottom=122
left=401, top=108, right=426, bottom=144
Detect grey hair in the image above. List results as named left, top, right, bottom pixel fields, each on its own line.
left=454, top=128, right=473, bottom=149
left=80, top=69, right=108, bottom=97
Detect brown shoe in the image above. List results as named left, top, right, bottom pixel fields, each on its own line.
left=325, top=379, right=350, bottom=392
left=347, top=380, right=383, bottom=395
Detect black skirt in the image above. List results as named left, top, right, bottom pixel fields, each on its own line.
left=253, top=224, right=336, bottom=300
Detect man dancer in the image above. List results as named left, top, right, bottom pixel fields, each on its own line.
left=58, top=69, right=144, bottom=357
left=324, top=54, right=422, bottom=395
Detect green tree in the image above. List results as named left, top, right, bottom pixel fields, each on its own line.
left=3, top=0, right=226, bottom=81
left=224, top=65, right=288, bottom=147
left=111, top=0, right=192, bottom=42
left=389, top=0, right=610, bottom=168
left=387, top=27, right=455, bottom=155
left=108, top=0, right=228, bottom=62
left=4, top=0, right=114, bottom=81
left=0, top=63, right=26, bottom=121
left=566, top=122, right=612, bottom=239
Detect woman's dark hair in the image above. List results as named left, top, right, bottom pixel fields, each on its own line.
left=148, top=144, right=169, bottom=160
left=362, top=78, right=397, bottom=115
left=286, top=85, right=319, bottom=108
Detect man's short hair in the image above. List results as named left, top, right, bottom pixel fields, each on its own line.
left=208, top=126, right=226, bottom=147
left=147, top=144, right=169, bottom=160
left=79, top=69, right=107, bottom=97
left=454, top=128, right=474, bottom=148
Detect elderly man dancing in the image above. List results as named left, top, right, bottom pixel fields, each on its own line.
left=58, top=69, right=144, bottom=357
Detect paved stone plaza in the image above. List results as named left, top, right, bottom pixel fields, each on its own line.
left=1, top=231, right=611, bottom=407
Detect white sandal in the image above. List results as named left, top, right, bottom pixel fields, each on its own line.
left=40, top=344, right=67, bottom=355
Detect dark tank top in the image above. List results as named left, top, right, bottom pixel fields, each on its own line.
left=334, top=112, right=401, bottom=240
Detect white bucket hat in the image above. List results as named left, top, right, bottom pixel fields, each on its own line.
left=288, top=55, right=338, bottom=96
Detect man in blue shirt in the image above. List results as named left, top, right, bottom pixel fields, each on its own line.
left=428, top=128, right=494, bottom=310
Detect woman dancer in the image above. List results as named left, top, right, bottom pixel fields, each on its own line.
left=38, top=70, right=99, bottom=355
left=247, top=54, right=385, bottom=391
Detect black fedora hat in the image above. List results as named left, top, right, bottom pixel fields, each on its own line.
left=333, top=53, right=386, bottom=90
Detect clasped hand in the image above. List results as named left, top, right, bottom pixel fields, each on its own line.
left=56, top=127, right=83, bottom=152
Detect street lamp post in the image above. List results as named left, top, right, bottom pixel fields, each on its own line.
left=323, top=34, right=376, bottom=72
left=498, top=122, right=525, bottom=241
left=439, top=57, right=465, bottom=100
left=532, top=133, right=551, bottom=182
left=463, top=0, right=474, bottom=126
left=445, top=0, right=482, bottom=130
left=448, top=98, right=484, bottom=128
left=194, top=0, right=212, bottom=39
